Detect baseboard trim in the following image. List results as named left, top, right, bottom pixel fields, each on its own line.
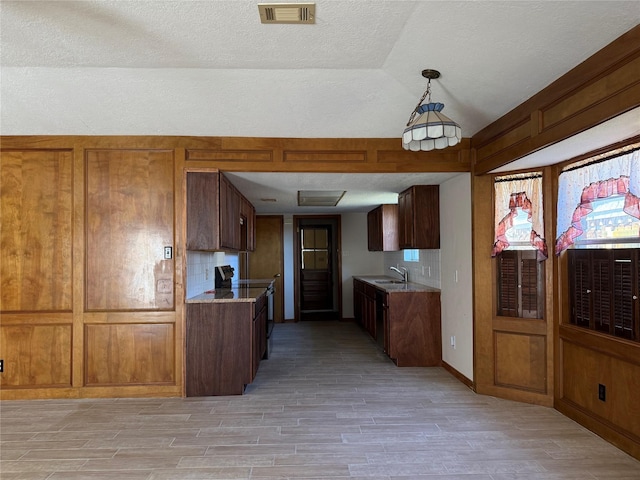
left=442, top=361, right=474, bottom=390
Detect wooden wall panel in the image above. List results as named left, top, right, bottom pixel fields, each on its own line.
left=85, top=149, right=175, bottom=311
left=0, top=323, right=72, bottom=387
left=0, top=150, right=73, bottom=312
left=84, top=323, right=175, bottom=386
left=473, top=25, right=640, bottom=173
left=494, top=331, right=546, bottom=393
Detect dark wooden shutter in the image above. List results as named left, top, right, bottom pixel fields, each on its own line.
left=569, top=250, right=591, bottom=327
left=520, top=251, right=540, bottom=318
left=498, top=251, right=518, bottom=317
left=591, top=250, right=612, bottom=333
left=613, top=250, right=634, bottom=340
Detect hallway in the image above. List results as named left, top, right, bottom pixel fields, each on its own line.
left=2, top=321, right=639, bottom=479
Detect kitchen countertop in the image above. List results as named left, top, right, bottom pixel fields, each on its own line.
left=186, top=279, right=274, bottom=303
left=353, top=275, right=440, bottom=293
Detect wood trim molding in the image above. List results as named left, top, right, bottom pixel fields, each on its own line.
left=472, top=25, right=640, bottom=174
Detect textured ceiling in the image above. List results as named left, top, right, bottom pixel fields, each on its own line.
left=2, top=1, right=639, bottom=212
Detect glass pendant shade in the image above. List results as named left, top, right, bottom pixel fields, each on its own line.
left=402, top=102, right=462, bottom=152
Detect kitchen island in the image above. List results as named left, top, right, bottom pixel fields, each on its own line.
left=185, top=279, right=273, bottom=396
left=353, top=276, right=441, bottom=366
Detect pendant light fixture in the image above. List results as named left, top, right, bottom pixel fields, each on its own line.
left=402, top=69, right=462, bottom=151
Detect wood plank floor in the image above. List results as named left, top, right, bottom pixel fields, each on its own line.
left=2, top=320, right=639, bottom=479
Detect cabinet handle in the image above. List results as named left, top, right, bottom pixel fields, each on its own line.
left=634, top=295, right=638, bottom=300
left=586, top=289, right=591, bottom=294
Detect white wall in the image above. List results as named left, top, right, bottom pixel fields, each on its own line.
left=341, top=212, right=385, bottom=318
left=439, top=173, right=473, bottom=381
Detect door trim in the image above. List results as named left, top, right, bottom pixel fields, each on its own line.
left=293, top=215, right=342, bottom=322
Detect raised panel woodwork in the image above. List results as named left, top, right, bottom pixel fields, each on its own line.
left=84, top=323, right=175, bottom=386
left=187, top=149, right=272, bottom=162
left=85, top=149, right=174, bottom=311
left=283, top=151, right=367, bottom=163
left=0, top=323, right=72, bottom=387
left=0, top=150, right=73, bottom=312
left=494, top=331, right=546, bottom=393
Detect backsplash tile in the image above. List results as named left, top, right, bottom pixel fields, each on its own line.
left=384, top=249, right=441, bottom=289
left=185, top=251, right=227, bottom=298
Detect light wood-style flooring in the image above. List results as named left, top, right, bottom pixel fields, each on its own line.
left=2, top=320, right=639, bottom=479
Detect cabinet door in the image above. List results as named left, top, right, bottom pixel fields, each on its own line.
left=186, top=171, right=220, bottom=251
left=219, top=174, right=241, bottom=250
left=86, top=149, right=174, bottom=310
left=613, top=249, right=635, bottom=339
left=367, top=208, right=381, bottom=251
left=398, top=190, right=412, bottom=248
left=241, top=195, right=256, bottom=251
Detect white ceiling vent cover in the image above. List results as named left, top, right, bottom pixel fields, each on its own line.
left=258, top=3, right=315, bottom=24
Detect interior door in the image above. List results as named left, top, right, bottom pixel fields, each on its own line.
left=294, top=216, right=342, bottom=321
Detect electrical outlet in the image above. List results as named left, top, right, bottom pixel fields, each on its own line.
left=450, top=336, right=456, bottom=349
left=598, top=383, right=606, bottom=402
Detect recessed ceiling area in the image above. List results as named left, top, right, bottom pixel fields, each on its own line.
left=224, top=172, right=461, bottom=214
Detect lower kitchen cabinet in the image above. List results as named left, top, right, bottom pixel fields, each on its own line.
left=185, top=293, right=267, bottom=396
left=353, top=278, right=441, bottom=366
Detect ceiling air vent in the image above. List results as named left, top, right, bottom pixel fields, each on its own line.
left=297, top=190, right=345, bottom=207
left=258, top=3, right=315, bottom=24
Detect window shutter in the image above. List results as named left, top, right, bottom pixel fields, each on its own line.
left=498, top=251, right=518, bottom=316
left=520, top=252, right=540, bottom=318
left=570, top=250, right=591, bottom=327
left=591, top=251, right=612, bottom=333
left=613, top=250, right=634, bottom=340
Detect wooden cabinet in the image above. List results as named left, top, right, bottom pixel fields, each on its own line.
left=398, top=185, right=440, bottom=249
left=353, top=278, right=441, bottom=366
left=367, top=204, right=399, bottom=251
left=241, top=195, right=256, bottom=252
left=186, top=171, right=255, bottom=252
left=185, top=292, right=267, bottom=396
left=219, top=173, right=242, bottom=250
left=186, top=171, right=220, bottom=251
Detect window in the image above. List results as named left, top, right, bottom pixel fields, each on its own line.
left=575, top=195, right=640, bottom=247
left=403, top=249, right=419, bottom=262
left=497, top=249, right=544, bottom=318
left=568, top=248, right=639, bottom=341
left=493, top=173, right=547, bottom=319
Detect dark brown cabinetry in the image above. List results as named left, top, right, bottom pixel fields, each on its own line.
left=185, top=293, right=267, bottom=396
left=353, top=278, right=441, bottom=366
left=367, top=204, right=399, bottom=251
left=398, top=185, right=440, bottom=249
left=186, top=171, right=255, bottom=252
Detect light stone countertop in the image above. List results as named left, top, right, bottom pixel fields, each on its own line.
left=353, top=275, right=440, bottom=293
left=186, top=279, right=274, bottom=303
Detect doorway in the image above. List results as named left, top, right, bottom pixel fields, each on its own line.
left=294, top=215, right=342, bottom=321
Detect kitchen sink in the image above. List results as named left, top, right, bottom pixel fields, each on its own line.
left=375, top=280, right=405, bottom=284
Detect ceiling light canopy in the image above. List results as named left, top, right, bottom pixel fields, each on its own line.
left=402, top=69, right=461, bottom=152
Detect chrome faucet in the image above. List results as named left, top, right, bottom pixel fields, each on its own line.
left=389, top=266, right=408, bottom=283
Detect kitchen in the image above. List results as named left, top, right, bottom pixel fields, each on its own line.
left=183, top=168, right=474, bottom=395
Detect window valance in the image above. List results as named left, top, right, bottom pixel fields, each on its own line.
left=555, top=147, right=640, bottom=254
left=492, top=173, right=547, bottom=260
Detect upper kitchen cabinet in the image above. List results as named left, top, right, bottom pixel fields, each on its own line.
left=186, top=171, right=255, bottom=252
left=241, top=195, right=256, bottom=252
left=367, top=204, right=399, bottom=251
left=398, top=185, right=440, bottom=249
left=186, top=171, right=220, bottom=251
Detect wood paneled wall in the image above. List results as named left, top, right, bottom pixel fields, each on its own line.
left=470, top=25, right=640, bottom=459
left=472, top=25, right=640, bottom=174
